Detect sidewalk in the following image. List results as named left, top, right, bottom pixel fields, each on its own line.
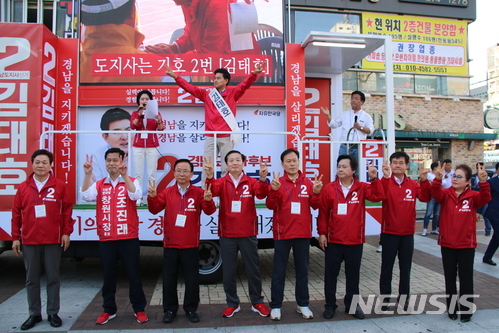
left=1, top=219, right=498, bottom=332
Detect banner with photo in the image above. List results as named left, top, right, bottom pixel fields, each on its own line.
left=75, top=105, right=286, bottom=204
left=362, top=13, right=468, bottom=76
left=79, top=0, right=284, bottom=84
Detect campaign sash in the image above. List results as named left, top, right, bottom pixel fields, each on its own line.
left=208, top=88, right=242, bottom=145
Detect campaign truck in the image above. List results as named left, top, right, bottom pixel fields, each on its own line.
left=0, top=21, right=390, bottom=283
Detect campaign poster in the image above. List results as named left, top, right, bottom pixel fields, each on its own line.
left=362, top=13, right=468, bottom=76
left=0, top=24, right=50, bottom=213
left=79, top=0, right=284, bottom=84
left=75, top=105, right=286, bottom=202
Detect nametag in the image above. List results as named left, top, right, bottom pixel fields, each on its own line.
left=231, top=201, right=241, bottom=213
left=140, top=133, right=148, bottom=139
left=337, top=203, right=347, bottom=215
left=175, top=214, right=187, bottom=227
left=35, top=205, right=47, bottom=218
left=291, top=202, right=301, bottom=215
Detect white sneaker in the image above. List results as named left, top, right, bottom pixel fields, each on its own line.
left=431, top=230, right=439, bottom=235
left=421, top=229, right=427, bottom=236
left=376, top=245, right=382, bottom=253
left=270, top=308, right=281, bottom=321
left=297, top=306, right=313, bottom=319
left=136, top=198, right=142, bottom=207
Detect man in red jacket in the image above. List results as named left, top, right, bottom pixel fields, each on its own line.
left=379, top=152, right=431, bottom=312
left=148, top=159, right=216, bottom=324
left=81, top=148, right=148, bottom=325
left=165, top=63, right=264, bottom=183
left=315, top=154, right=384, bottom=320
left=266, top=148, right=323, bottom=321
left=11, top=149, right=74, bottom=331
left=204, top=150, right=270, bottom=318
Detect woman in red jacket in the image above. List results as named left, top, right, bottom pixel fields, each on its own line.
left=130, top=90, right=164, bottom=205
left=431, top=162, right=490, bottom=323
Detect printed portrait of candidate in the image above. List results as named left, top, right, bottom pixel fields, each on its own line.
left=89, top=108, right=132, bottom=182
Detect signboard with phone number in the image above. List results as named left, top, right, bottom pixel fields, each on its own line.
left=399, top=0, right=468, bottom=8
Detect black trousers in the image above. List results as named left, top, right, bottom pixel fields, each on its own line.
left=163, top=247, right=200, bottom=314
left=324, top=243, right=363, bottom=310
left=379, top=233, right=414, bottom=298
left=441, top=246, right=475, bottom=319
left=99, top=238, right=147, bottom=315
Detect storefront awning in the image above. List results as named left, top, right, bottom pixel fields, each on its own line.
left=372, top=131, right=498, bottom=140
left=300, top=32, right=386, bottom=74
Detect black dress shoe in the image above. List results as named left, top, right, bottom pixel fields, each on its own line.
left=323, top=308, right=335, bottom=319
left=187, top=312, right=200, bottom=323
left=163, top=311, right=176, bottom=323
left=21, top=315, right=42, bottom=330
left=461, top=316, right=471, bottom=323
left=352, top=306, right=365, bottom=320
left=483, top=258, right=497, bottom=266
left=48, top=314, right=62, bottom=327
left=448, top=313, right=458, bottom=320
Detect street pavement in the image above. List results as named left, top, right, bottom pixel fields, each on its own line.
left=1, top=220, right=499, bottom=332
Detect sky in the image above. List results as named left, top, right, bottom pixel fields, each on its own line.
left=468, top=0, right=499, bottom=88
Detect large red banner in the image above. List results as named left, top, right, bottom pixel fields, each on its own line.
left=0, top=24, right=49, bottom=212
left=54, top=39, right=79, bottom=204
left=284, top=44, right=306, bottom=151
left=304, top=78, right=332, bottom=184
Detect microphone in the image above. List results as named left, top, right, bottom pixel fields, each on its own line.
left=354, top=115, right=358, bottom=124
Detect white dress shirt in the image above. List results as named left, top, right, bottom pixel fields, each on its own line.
left=229, top=173, right=243, bottom=187
left=328, top=109, right=375, bottom=142
left=33, top=174, right=50, bottom=192
left=80, top=175, right=142, bottom=201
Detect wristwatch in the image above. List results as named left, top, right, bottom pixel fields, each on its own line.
left=360, top=127, right=364, bottom=131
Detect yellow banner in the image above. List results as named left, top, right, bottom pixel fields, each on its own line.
left=361, top=13, right=468, bottom=76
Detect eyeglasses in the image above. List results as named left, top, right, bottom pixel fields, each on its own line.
left=175, top=169, right=191, bottom=174
left=452, top=175, right=465, bottom=179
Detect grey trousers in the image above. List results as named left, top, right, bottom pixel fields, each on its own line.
left=22, top=244, right=62, bottom=316
left=220, top=236, right=263, bottom=307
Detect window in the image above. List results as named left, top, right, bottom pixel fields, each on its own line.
left=292, top=10, right=360, bottom=44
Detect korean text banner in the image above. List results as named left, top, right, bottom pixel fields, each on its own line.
left=79, top=0, right=283, bottom=84
left=0, top=24, right=47, bottom=212
left=361, top=13, right=468, bottom=76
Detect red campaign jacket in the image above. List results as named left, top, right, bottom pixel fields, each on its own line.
left=11, top=173, right=74, bottom=245
left=431, top=179, right=491, bottom=249
left=206, top=172, right=268, bottom=237
left=314, top=177, right=384, bottom=245
left=95, top=177, right=139, bottom=241
left=175, top=73, right=257, bottom=137
left=381, top=176, right=432, bottom=235
left=148, top=182, right=216, bottom=249
left=266, top=171, right=320, bottom=240
left=175, top=0, right=260, bottom=55
left=130, top=110, right=160, bottom=148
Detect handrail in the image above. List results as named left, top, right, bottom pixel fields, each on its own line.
left=39, top=129, right=302, bottom=180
